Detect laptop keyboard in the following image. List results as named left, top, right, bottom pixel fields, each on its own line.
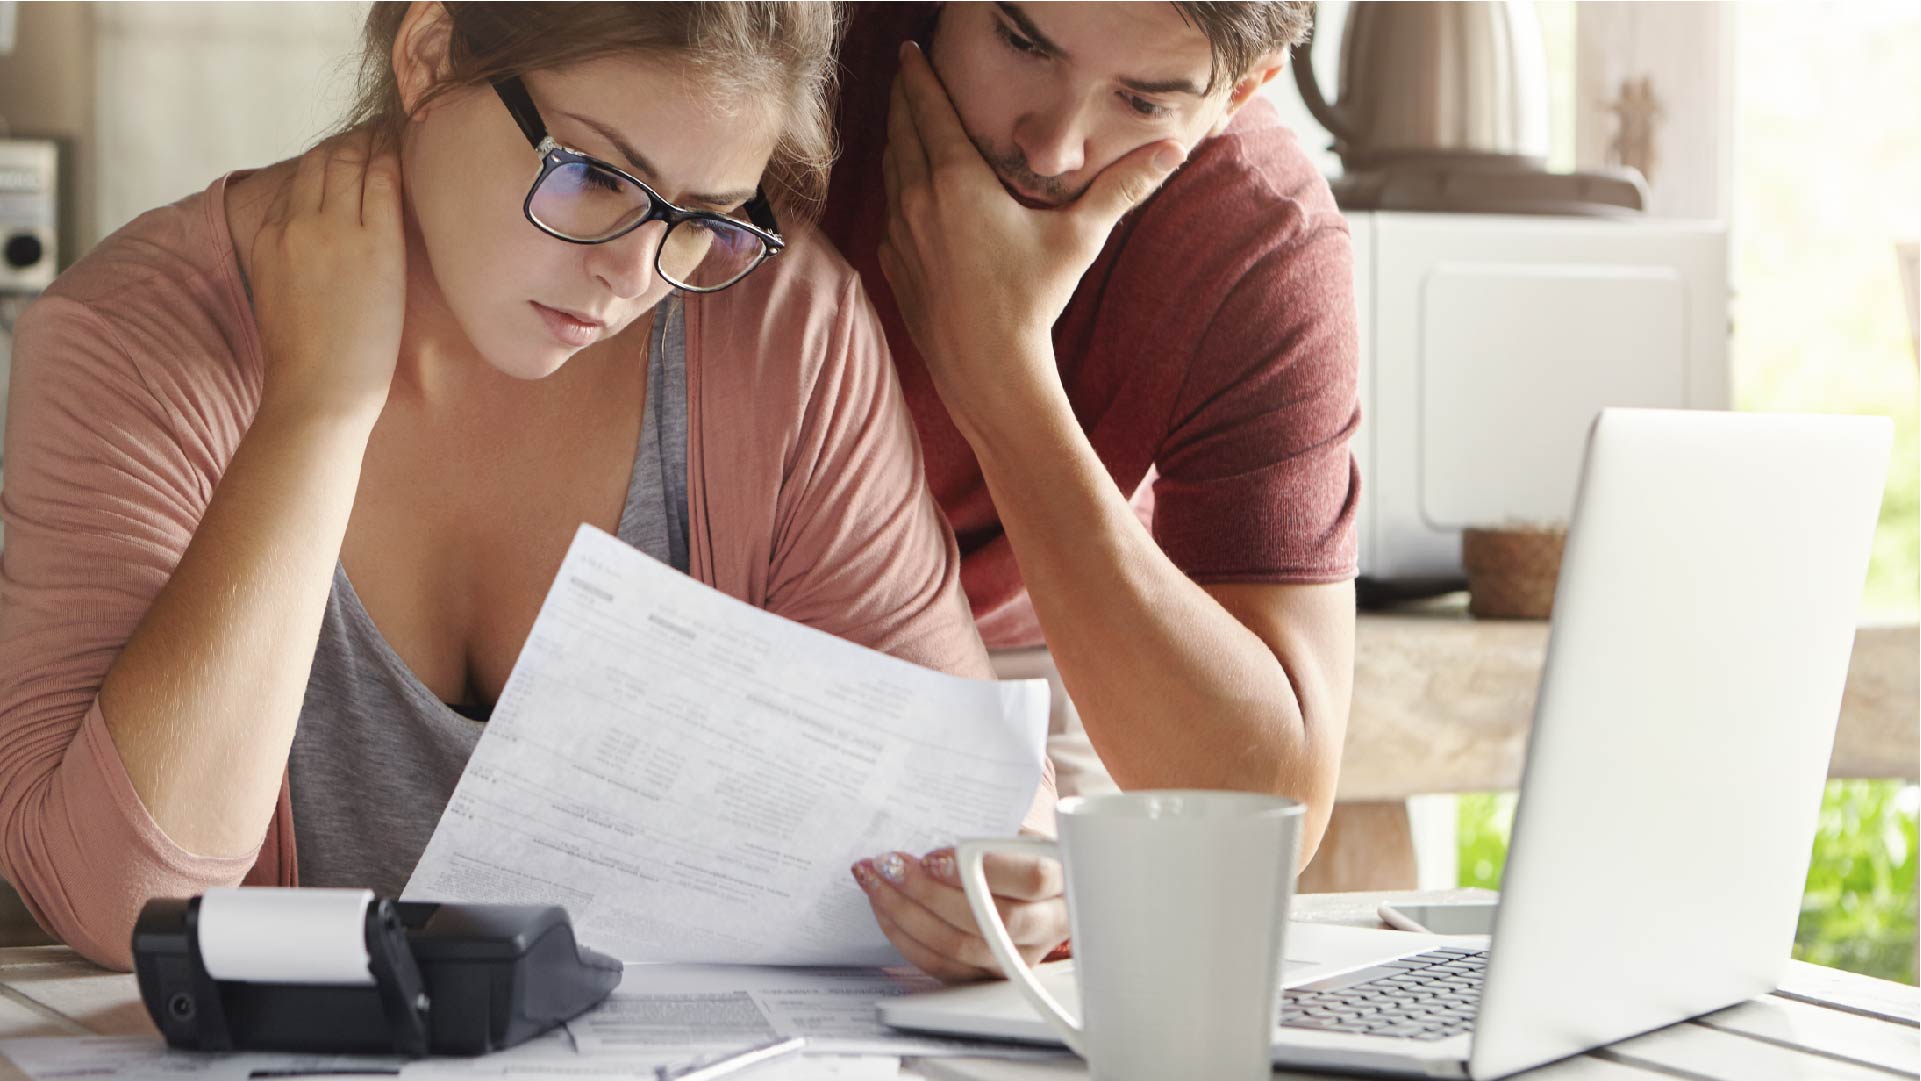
left=1281, top=946, right=1487, bottom=1041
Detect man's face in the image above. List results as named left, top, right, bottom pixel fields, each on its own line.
left=929, top=2, right=1244, bottom=209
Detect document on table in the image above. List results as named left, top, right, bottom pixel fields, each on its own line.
left=404, top=524, right=1051, bottom=966
left=0, top=1036, right=404, bottom=1079
left=0, top=1033, right=901, bottom=1081
left=565, top=964, right=1069, bottom=1061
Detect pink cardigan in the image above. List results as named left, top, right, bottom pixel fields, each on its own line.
left=0, top=173, right=1052, bottom=970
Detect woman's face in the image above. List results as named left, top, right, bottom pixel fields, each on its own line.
left=402, top=53, right=781, bottom=380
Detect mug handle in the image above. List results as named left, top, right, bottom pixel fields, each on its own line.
left=955, top=837, right=1085, bottom=1058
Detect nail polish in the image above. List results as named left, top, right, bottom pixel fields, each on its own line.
left=878, top=852, right=909, bottom=884
left=852, top=861, right=876, bottom=891
left=923, top=853, right=957, bottom=882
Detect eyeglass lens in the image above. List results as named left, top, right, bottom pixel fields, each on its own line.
left=529, top=160, right=765, bottom=290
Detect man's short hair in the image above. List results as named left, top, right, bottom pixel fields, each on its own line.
left=1174, top=1, right=1314, bottom=94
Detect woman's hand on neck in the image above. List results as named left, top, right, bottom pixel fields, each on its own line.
left=239, top=130, right=408, bottom=428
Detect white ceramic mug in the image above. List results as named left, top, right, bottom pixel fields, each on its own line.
left=957, top=790, right=1304, bottom=1081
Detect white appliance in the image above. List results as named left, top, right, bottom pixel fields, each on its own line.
left=0, top=138, right=59, bottom=547
left=1348, top=211, right=1728, bottom=580
left=0, top=139, right=58, bottom=293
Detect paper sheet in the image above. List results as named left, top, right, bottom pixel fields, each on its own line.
left=0, top=1036, right=403, bottom=1079
left=566, top=965, right=1067, bottom=1061
left=401, top=1034, right=898, bottom=1081
left=404, top=525, right=1050, bottom=966
left=0, top=1033, right=897, bottom=1081
left=408, top=1057, right=898, bottom=1081
left=196, top=888, right=375, bottom=986
left=405, top=1052, right=898, bottom=1081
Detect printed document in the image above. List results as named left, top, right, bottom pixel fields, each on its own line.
left=0, top=1034, right=901, bottom=1081
left=404, top=525, right=1050, bottom=965
left=567, top=964, right=1066, bottom=1060
left=0, top=1036, right=403, bottom=1080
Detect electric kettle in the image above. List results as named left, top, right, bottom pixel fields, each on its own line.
left=1292, top=0, right=1551, bottom=171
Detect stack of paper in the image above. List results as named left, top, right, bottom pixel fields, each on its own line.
left=0, top=963, right=1072, bottom=1080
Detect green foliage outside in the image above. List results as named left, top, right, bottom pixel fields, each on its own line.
left=1457, top=792, right=1519, bottom=897
left=1796, top=782, right=1920, bottom=983
left=1458, top=783, right=1919, bottom=986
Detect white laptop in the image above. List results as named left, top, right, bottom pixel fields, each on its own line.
left=880, top=408, right=1892, bottom=1080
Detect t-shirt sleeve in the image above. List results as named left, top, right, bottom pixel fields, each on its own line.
left=1149, top=222, right=1361, bottom=584
left=0, top=295, right=266, bottom=970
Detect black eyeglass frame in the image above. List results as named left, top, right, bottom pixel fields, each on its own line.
left=491, top=75, right=784, bottom=293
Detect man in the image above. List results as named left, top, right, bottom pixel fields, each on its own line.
left=830, top=2, right=1359, bottom=980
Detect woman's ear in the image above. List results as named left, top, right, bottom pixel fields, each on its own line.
left=392, top=1, right=455, bottom=119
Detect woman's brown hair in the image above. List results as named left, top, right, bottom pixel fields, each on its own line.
left=335, top=2, right=843, bottom=220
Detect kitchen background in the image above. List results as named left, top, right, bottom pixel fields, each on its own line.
left=0, top=2, right=1914, bottom=983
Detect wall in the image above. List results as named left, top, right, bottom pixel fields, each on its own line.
left=92, top=2, right=367, bottom=243
left=0, top=1, right=367, bottom=261
left=1575, top=1, right=1734, bottom=220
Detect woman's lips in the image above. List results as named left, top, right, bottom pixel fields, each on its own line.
left=532, top=301, right=603, bottom=348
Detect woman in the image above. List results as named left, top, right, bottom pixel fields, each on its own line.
left=0, top=2, right=1059, bottom=975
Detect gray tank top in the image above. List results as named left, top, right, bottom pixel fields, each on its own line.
left=288, top=299, right=691, bottom=895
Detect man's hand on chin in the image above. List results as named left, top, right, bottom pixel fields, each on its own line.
left=879, top=41, right=1186, bottom=440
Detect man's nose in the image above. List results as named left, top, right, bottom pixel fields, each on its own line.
left=588, top=220, right=667, bottom=300
left=1013, top=107, right=1088, bottom=180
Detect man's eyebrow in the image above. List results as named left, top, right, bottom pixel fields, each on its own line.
left=996, top=2, right=1067, bottom=60
left=996, top=2, right=1204, bottom=99
left=1118, top=75, right=1206, bottom=98
left=554, top=109, right=758, bottom=209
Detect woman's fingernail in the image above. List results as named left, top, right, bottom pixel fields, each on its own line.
left=852, top=861, right=877, bottom=891
left=922, top=852, right=957, bottom=882
left=878, top=852, right=909, bottom=884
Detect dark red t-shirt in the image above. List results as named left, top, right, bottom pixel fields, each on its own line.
left=820, top=5, right=1361, bottom=649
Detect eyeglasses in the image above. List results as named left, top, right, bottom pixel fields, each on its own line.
left=491, top=75, right=783, bottom=293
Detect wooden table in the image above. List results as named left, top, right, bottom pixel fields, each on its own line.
left=0, top=889, right=1911, bottom=1080
left=1302, top=610, right=1920, bottom=893
left=1344, top=610, right=1919, bottom=800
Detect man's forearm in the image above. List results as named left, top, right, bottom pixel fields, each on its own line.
left=959, top=341, right=1337, bottom=820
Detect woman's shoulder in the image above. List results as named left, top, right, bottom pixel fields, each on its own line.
left=13, top=174, right=263, bottom=452
left=680, top=221, right=878, bottom=396
left=44, top=174, right=251, bottom=316
left=694, top=219, right=868, bottom=325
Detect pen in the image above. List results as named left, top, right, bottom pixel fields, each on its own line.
left=655, top=1036, right=807, bottom=1081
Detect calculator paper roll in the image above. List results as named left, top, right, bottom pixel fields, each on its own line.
left=196, top=887, right=376, bottom=985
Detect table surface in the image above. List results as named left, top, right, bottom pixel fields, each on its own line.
left=1345, top=607, right=1918, bottom=800
left=0, top=889, right=1912, bottom=1080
